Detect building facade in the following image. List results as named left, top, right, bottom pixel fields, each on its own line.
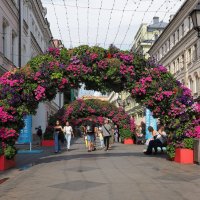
left=148, top=0, right=200, bottom=101
left=131, top=17, right=168, bottom=58
left=0, top=0, right=19, bottom=74
left=0, top=0, right=64, bottom=136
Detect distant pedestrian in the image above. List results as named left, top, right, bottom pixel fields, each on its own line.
left=86, top=119, right=96, bottom=152
left=114, top=124, right=119, bottom=142
left=102, top=119, right=112, bottom=151
left=63, top=121, right=74, bottom=151
left=36, top=126, right=42, bottom=146
left=98, top=127, right=104, bottom=149
left=54, top=120, right=63, bottom=153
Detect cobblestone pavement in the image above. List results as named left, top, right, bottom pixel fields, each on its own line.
left=0, top=138, right=200, bottom=200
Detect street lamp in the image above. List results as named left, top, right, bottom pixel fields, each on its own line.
left=190, top=3, right=200, bottom=37
left=117, top=95, right=131, bottom=108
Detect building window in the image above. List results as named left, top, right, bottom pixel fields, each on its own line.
left=154, top=34, right=158, bottom=40
left=188, top=48, right=192, bottom=64
left=193, top=44, right=197, bottom=61
left=181, top=54, right=184, bottom=69
left=188, top=17, right=191, bottom=30
left=177, top=58, right=180, bottom=71
left=173, top=33, right=175, bottom=45
left=173, top=61, right=176, bottom=73
left=168, top=39, right=170, bottom=50
left=189, top=77, right=193, bottom=92
left=194, top=75, right=199, bottom=93
left=177, top=29, right=179, bottom=42
left=2, top=21, right=8, bottom=56
left=162, top=46, right=164, bottom=57
left=168, top=65, right=171, bottom=72
left=182, top=23, right=184, bottom=37
left=11, top=31, right=17, bottom=63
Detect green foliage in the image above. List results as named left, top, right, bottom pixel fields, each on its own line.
left=0, top=142, right=3, bottom=156
left=43, top=126, right=54, bottom=140
left=4, top=146, right=17, bottom=160
left=28, top=54, right=53, bottom=70
left=166, top=143, right=175, bottom=159
left=183, top=138, right=194, bottom=149
left=120, top=129, right=133, bottom=140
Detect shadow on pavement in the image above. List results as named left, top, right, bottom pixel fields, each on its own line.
left=33, top=151, right=167, bottom=166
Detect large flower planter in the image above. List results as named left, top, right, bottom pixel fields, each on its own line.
left=42, top=140, right=54, bottom=147
left=124, top=138, right=134, bottom=144
left=174, top=148, right=194, bottom=164
left=0, top=155, right=16, bottom=171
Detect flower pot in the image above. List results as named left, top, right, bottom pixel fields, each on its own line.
left=174, top=148, right=194, bottom=164
left=124, top=138, right=134, bottom=144
left=42, top=140, right=54, bottom=147
left=0, top=155, right=16, bottom=171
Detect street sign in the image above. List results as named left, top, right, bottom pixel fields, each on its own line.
left=17, top=115, right=32, bottom=144
left=145, top=108, right=157, bottom=140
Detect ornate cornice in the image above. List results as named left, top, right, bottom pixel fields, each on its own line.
left=30, top=0, right=52, bottom=39
left=2, top=0, right=19, bottom=22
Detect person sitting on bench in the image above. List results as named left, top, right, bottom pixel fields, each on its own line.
left=144, top=125, right=167, bottom=155
left=135, top=125, right=145, bottom=144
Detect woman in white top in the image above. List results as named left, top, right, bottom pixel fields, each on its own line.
left=63, top=121, right=73, bottom=150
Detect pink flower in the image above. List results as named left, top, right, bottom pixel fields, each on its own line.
left=34, top=85, right=46, bottom=100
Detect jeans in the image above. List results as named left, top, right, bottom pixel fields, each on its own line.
left=65, top=134, right=72, bottom=149
left=104, top=136, right=110, bottom=150
left=146, top=139, right=162, bottom=153
left=54, top=132, right=60, bottom=152
left=100, top=139, right=104, bottom=148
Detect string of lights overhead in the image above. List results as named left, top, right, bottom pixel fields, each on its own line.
left=45, top=0, right=185, bottom=50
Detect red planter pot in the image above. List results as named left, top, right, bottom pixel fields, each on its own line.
left=42, top=140, right=54, bottom=147
left=174, top=148, right=194, bottom=164
left=124, top=138, right=134, bottom=144
left=0, top=155, right=16, bottom=171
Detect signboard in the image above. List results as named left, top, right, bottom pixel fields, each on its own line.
left=17, top=115, right=32, bottom=144
left=145, top=109, right=157, bottom=140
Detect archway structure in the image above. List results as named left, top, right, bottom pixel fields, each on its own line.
left=0, top=45, right=199, bottom=159
left=50, top=99, right=135, bottom=131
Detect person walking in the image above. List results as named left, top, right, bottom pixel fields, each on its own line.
left=63, top=121, right=74, bottom=151
left=114, top=124, right=119, bottom=143
left=98, top=126, right=104, bottom=149
left=36, top=126, right=42, bottom=146
left=54, top=120, right=63, bottom=153
left=102, top=119, right=112, bottom=151
left=86, top=119, right=96, bottom=152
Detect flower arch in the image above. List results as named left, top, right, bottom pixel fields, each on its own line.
left=0, top=45, right=199, bottom=158
left=52, top=99, right=135, bottom=131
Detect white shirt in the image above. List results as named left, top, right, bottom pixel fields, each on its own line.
left=157, top=131, right=167, bottom=144
left=64, top=126, right=73, bottom=135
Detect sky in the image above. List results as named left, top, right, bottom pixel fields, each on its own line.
left=42, top=0, right=185, bottom=50
left=41, top=0, right=186, bottom=97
